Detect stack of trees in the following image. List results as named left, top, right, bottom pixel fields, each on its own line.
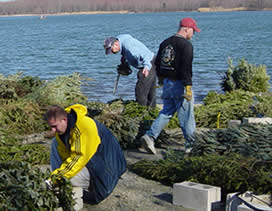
left=130, top=58, right=272, bottom=202
left=0, top=73, right=86, bottom=210
left=0, top=58, right=271, bottom=208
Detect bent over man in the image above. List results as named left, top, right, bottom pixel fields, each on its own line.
left=104, top=34, right=157, bottom=108
left=44, top=104, right=127, bottom=204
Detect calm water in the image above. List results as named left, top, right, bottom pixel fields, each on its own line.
left=0, top=11, right=271, bottom=104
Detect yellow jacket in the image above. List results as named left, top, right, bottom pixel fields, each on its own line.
left=51, top=104, right=101, bottom=179
left=50, top=104, right=127, bottom=204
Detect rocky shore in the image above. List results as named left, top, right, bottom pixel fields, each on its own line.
left=82, top=148, right=196, bottom=211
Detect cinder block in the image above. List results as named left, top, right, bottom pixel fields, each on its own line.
left=228, top=120, right=241, bottom=128
left=243, top=117, right=272, bottom=125
left=73, top=187, right=83, bottom=211
left=173, top=181, right=221, bottom=211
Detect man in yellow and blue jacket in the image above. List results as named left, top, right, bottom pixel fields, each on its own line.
left=44, top=104, right=127, bottom=204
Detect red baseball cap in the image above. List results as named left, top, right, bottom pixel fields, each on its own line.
left=180, top=17, right=200, bottom=32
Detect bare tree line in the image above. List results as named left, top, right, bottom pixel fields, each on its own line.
left=0, top=0, right=271, bottom=15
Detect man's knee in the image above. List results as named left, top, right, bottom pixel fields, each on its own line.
left=70, top=167, right=90, bottom=190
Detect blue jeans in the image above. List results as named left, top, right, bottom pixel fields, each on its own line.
left=145, top=79, right=196, bottom=146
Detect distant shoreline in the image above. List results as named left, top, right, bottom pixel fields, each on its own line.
left=198, top=7, right=272, bottom=12
left=198, top=7, right=247, bottom=12
left=0, top=10, right=130, bottom=17
left=0, top=8, right=271, bottom=17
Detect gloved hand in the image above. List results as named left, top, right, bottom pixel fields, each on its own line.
left=183, top=85, right=192, bottom=101
left=117, top=62, right=132, bottom=76
left=45, top=178, right=54, bottom=190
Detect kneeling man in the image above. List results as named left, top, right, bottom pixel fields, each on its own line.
left=44, top=104, right=127, bottom=204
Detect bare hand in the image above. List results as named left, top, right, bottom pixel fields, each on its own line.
left=142, top=68, right=149, bottom=77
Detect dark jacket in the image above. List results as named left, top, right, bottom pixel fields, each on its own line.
left=85, top=119, right=127, bottom=204
left=155, top=34, right=193, bottom=86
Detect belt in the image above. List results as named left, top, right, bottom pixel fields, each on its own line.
left=167, top=77, right=177, bottom=82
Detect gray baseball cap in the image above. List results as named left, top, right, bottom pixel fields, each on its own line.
left=104, top=37, right=117, bottom=54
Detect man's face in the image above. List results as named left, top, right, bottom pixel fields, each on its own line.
left=186, top=27, right=194, bottom=40
left=111, top=41, right=120, bottom=54
left=47, top=117, right=67, bottom=135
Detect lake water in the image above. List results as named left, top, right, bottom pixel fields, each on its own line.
left=0, top=11, right=271, bottom=104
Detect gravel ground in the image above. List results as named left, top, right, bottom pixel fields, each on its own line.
left=82, top=148, right=195, bottom=211
left=36, top=129, right=220, bottom=211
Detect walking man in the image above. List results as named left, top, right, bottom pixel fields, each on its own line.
left=141, top=17, right=200, bottom=154
left=44, top=104, right=127, bottom=204
left=104, top=34, right=157, bottom=108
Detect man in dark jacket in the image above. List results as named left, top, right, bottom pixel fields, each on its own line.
left=44, top=104, right=127, bottom=204
left=141, top=17, right=200, bottom=154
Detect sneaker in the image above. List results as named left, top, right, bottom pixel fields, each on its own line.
left=185, top=147, right=192, bottom=154
left=141, top=135, right=156, bottom=154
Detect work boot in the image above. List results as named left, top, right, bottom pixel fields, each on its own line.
left=141, top=135, right=156, bottom=154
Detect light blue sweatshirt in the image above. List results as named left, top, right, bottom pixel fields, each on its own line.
left=116, top=34, right=154, bottom=70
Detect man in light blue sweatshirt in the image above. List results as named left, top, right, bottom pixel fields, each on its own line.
left=104, top=34, right=157, bottom=108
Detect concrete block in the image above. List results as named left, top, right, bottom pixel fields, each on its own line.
left=228, top=120, right=241, bottom=128
left=242, top=117, right=272, bottom=125
left=173, top=181, right=221, bottom=211
left=73, top=187, right=83, bottom=211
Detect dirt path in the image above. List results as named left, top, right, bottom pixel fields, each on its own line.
left=82, top=148, right=194, bottom=211
left=36, top=129, right=207, bottom=210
